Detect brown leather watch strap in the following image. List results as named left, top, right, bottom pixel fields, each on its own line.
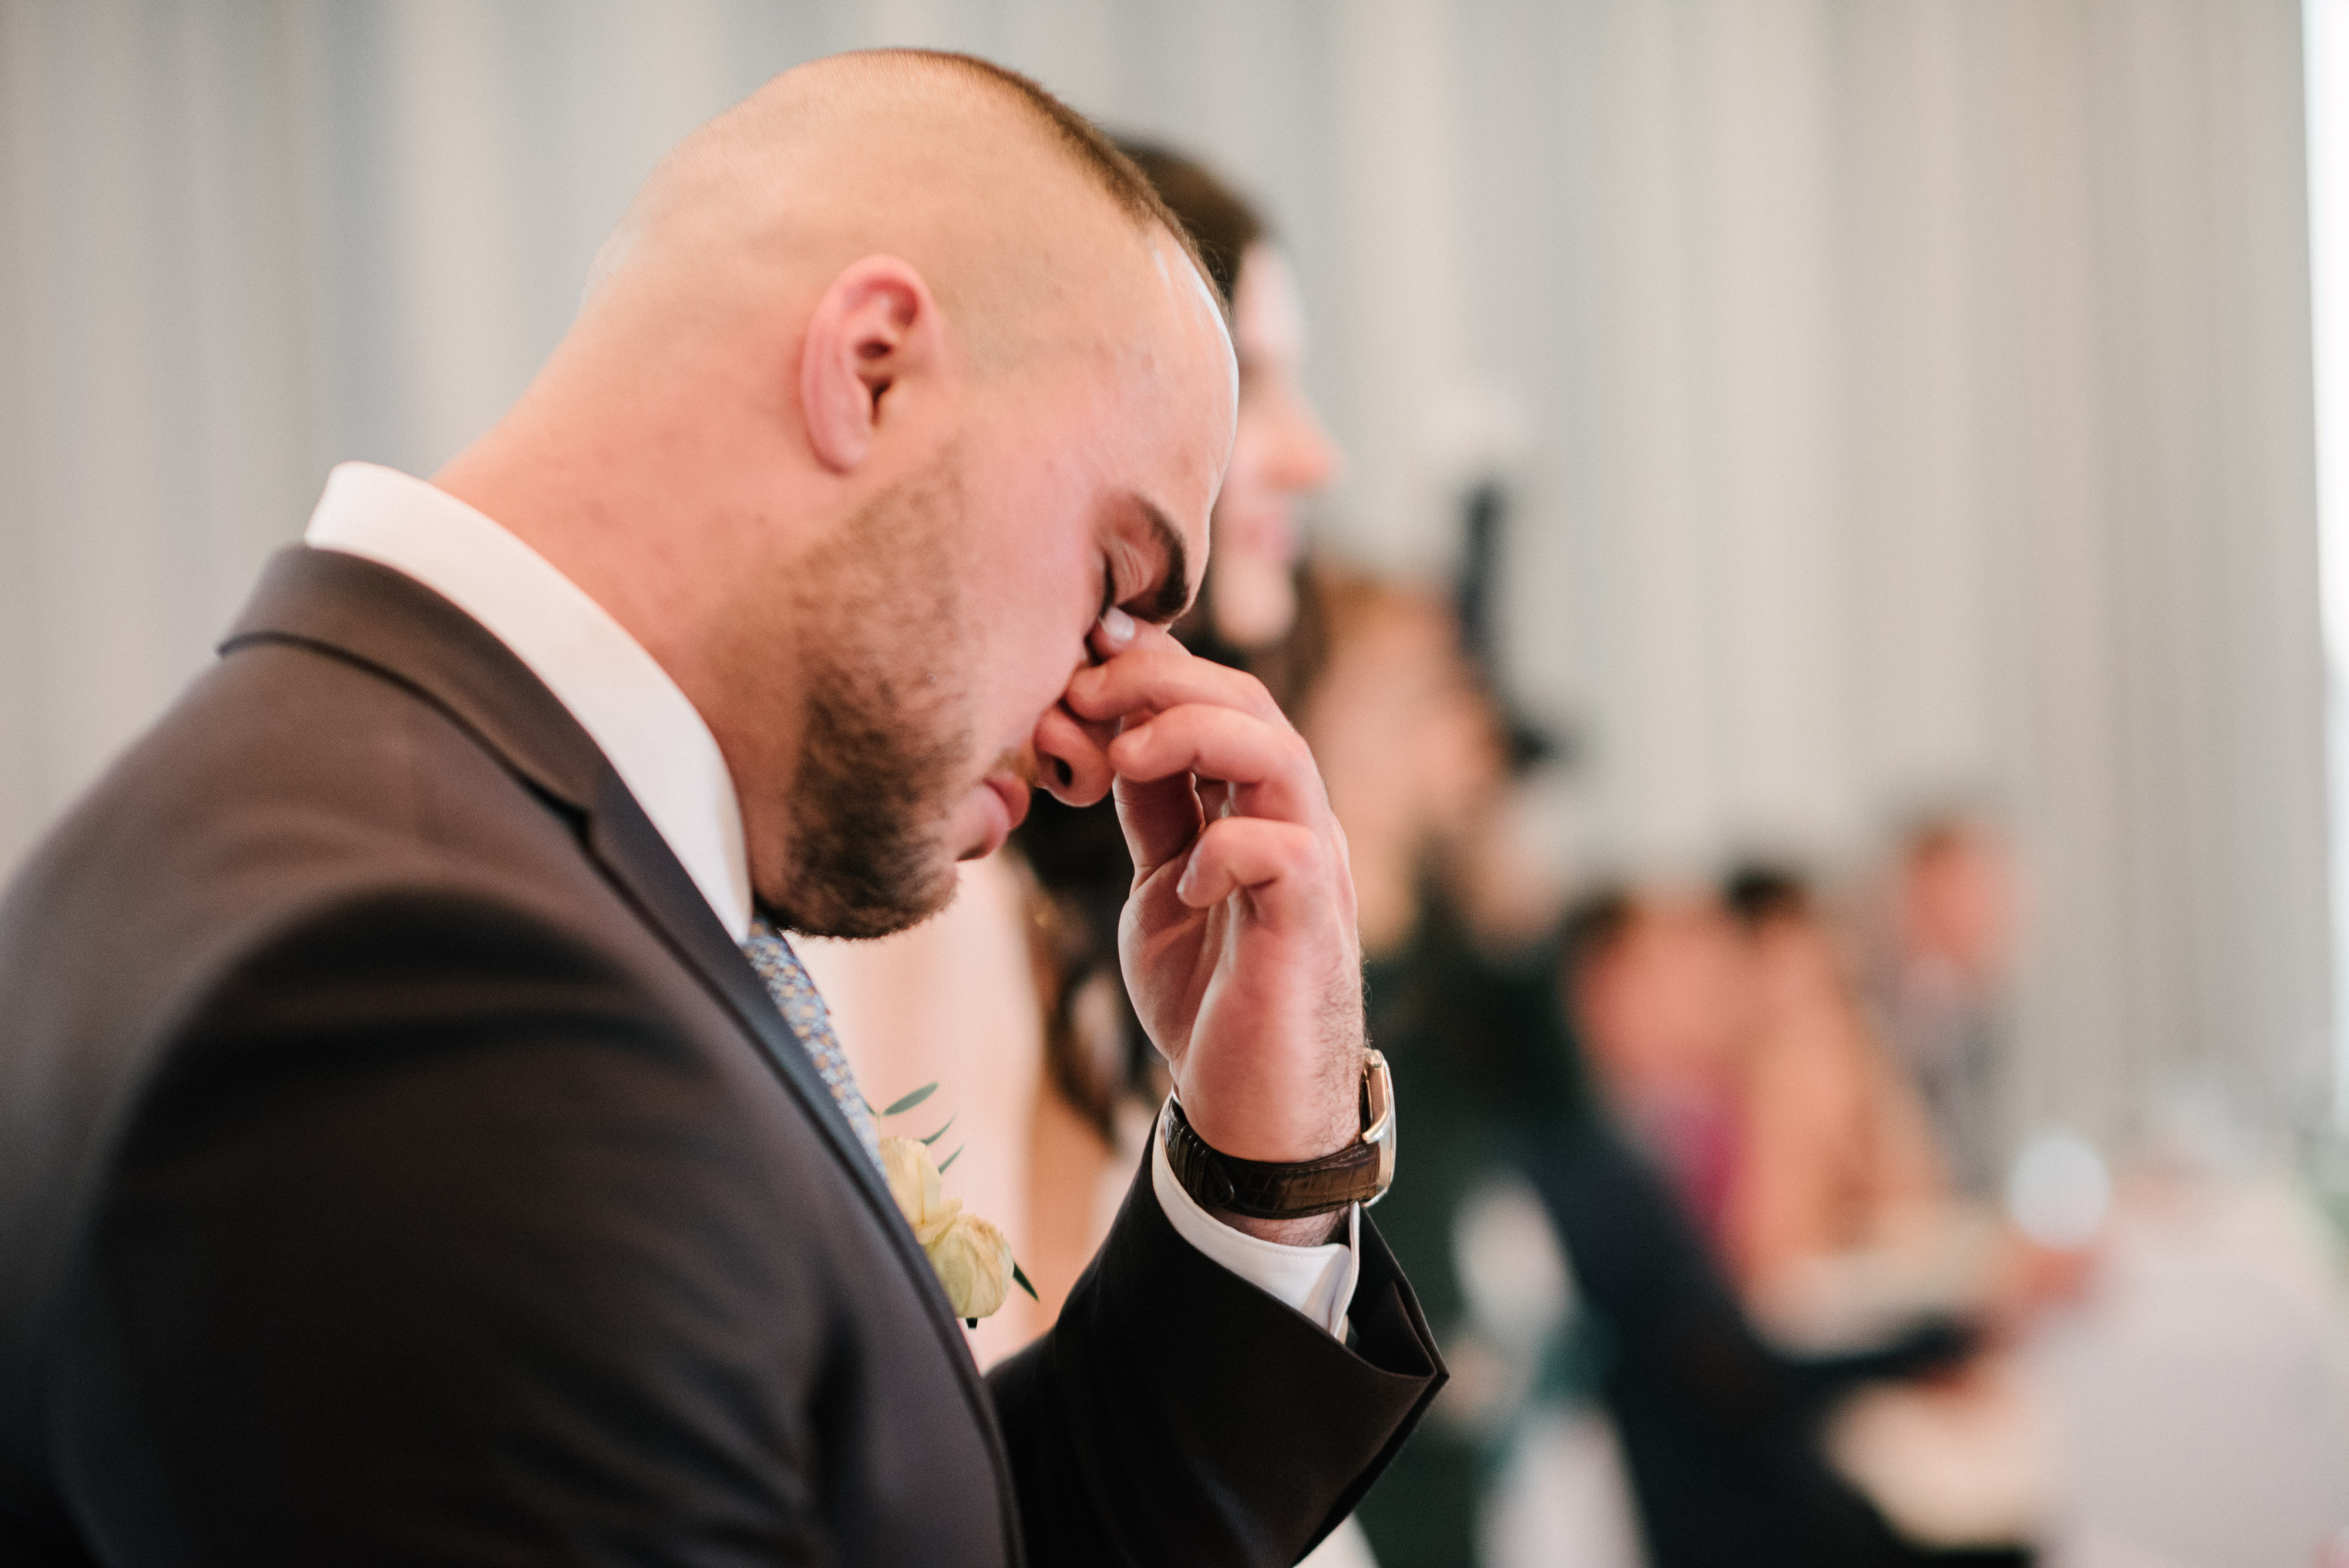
left=1161, top=1095, right=1386, bottom=1220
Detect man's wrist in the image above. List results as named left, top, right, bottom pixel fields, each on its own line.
left=1176, top=1091, right=1357, bottom=1167
left=1147, top=1123, right=1361, bottom=1336
left=1159, top=1054, right=1396, bottom=1227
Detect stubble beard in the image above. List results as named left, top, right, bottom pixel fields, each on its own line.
left=766, top=455, right=974, bottom=940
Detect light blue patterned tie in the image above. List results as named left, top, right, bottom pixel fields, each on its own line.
left=741, top=914, right=883, bottom=1172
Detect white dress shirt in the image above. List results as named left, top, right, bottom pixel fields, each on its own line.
left=305, top=462, right=1359, bottom=1336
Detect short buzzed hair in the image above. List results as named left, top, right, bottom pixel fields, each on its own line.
left=884, top=50, right=1219, bottom=306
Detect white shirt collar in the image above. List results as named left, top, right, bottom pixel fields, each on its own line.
left=303, top=462, right=754, bottom=941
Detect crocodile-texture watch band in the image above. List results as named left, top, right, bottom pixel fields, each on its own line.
left=1160, top=1052, right=1395, bottom=1219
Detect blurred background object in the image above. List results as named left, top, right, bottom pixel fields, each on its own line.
left=7, top=1, right=2349, bottom=1562
left=1869, top=814, right=2022, bottom=1203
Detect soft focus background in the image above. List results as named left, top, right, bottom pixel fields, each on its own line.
left=4, top=3, right=2347, bottom=1562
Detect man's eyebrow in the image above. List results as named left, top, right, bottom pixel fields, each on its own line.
left=1130, top=499, right=1193, bottom=624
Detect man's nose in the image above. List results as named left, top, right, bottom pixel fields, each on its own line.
left=1032, top=698, right=1116, bottom=807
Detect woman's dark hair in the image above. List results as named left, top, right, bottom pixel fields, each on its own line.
left=1105, top=140, right=1325, bottom=698
left=1722, top=863, right=1812, bottom=927
left=1113, top=140, right=1264, bottom=309
left=1560, top=887, right=1637, bottom=986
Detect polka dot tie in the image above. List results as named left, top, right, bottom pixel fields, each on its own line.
left=741, top=914, right=883, bottom=1173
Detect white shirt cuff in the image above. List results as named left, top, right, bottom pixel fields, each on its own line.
left=1149, top=1098, right=1361, bottom=1338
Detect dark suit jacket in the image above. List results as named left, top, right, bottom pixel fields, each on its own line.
left=0, top=546, right=1442, bottom=1566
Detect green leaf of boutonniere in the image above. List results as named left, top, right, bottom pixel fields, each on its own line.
left=1013, top=1261, right=1038, bottom=1301
left=919, top=1113, right=957, bottom=1147
left=935, top=1144, right=965, bottom=1175
left=880, top=1083, right=939, bottom=1118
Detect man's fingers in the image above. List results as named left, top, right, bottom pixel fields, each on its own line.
left=1088, top=605, right=1164, bottom=664
left=1069, top=618, right=1337, bottom=889
left=1175, top=816, right=1330, bottom=911
left=1066, top=647, right=1287, bottom=729
left=1113, top=770, right=1205, bottom=873
left=1036, top=610, right=1176, bottom=806
left=1108, top=705, right=1322, bottom=826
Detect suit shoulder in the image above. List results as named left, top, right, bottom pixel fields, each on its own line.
left=4, top=635, right=603, bottom=1029
left=0, top=641, right=679, bottom=1370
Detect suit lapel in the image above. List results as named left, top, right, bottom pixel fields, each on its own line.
left=572, top=769, right=908, bottom=1243
left=223, top=547, right=1004, bottom=1392
left=569, top=753, right=1023, bottom=1549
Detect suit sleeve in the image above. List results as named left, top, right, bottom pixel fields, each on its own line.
left=51, top=886, right=833, bottom=1567
left=986, top=1152, right=1445, bottom=1568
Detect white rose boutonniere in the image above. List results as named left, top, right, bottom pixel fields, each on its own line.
left=873, top=1084, right=1037, bottom=1326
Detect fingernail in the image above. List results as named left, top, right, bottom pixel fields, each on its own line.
left=1100, top=605, right=1136, bottom=647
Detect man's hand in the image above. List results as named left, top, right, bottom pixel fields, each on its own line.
left=1059, top=614, right=1364, bottom=1245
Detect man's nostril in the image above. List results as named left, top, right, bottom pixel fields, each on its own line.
left=1054, top=757, right=1073, bottom=788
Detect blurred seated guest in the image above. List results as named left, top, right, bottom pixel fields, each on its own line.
left=1550, top=904, right=2027, bottom=1567
left=1564, top=887, right=1758, bottom=1254
left=1721, top=866, right=1948, bottom=1324
left=1870, top=815, right=2021, bottom=1200
left=1302, top=574, right=1529, bottom=953
left=1526, top=1115, right=2015, bottom=1568
left=1719, top=869, right=2065, bottom=1554
left=1297, top=571, right=1593, bottom=1568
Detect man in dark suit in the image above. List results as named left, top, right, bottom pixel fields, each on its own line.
left=0, top=50, right=1440, bottom=1566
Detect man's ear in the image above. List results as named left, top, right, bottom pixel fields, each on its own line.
left=801, top=255, right=943, bottom=473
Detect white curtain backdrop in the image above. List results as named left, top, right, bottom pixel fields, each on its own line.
left=0, top=0, right=2328, bottom=1153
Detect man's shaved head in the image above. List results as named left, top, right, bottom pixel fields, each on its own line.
left=440, top=50, right=1238, bottom=937
left=583, top=50, right=1222, bottom=374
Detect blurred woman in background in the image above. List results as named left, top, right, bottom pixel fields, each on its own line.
left=1551, top=885, right=2025, bottom=1568
left=1298, top=572, right=1604, bottom=1568
left=1723, top=867, right=1951, bottom=1337
left=1567, top=888, right=1760, bottom=1254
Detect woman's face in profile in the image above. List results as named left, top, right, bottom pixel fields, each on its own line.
left=1207, top=244, right=1340, bottom=650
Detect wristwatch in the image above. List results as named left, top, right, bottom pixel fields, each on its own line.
left=1161, top=1049, right=1396, bottom=1220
